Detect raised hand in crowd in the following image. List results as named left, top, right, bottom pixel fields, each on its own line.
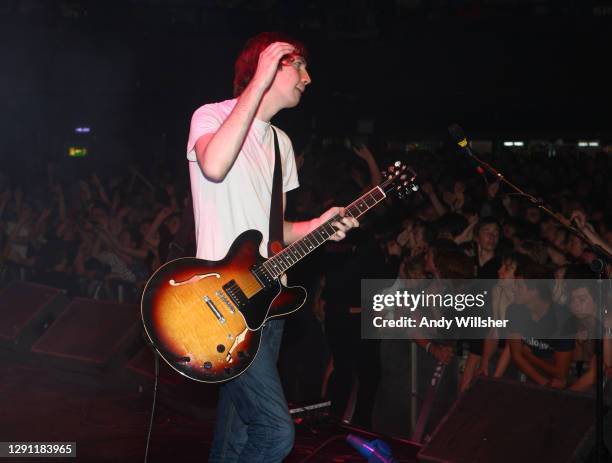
left=570, top=210, right=612, bottom=256
left=421, top=181, right=447, bottom=217
left=351, top=143, right=382, bottom=190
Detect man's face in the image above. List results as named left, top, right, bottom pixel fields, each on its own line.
left=567, top=235, right=586, bottom=258
left=270, top=54, right=311, bottom=108
left=498, top=258, right=517, bottom=280
left=476, top=223, right=500, bottom=253
left=525, top=207, right=541, bottom=224
left=569, top=287, right=596, bottom=319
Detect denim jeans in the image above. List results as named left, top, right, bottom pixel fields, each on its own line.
left=208, top=320, right=294, bottom=462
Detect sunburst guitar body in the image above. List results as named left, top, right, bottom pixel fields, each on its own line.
left=141, top=229, right=306, bottom=383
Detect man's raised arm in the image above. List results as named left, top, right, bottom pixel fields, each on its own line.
left=195, top=42, right=295, bottom=182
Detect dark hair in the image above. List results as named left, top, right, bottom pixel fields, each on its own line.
left=436, top=213, right=468, bottom=239
left=515, top=257, right=553, bottom=299
left=233, top=32, right=308, bottom=97
left=474, top=216, right=501, bottom=236
left=565, top=264, right=598, bottom=301
left=567, top=280, right=598, bottom=303
left=433, top=248, right=475, bottom=279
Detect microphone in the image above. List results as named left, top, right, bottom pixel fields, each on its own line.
left=448, top=123, right=470, bottom=149
left=346, top=434, right=398, bottom=463
left=448, top=124, right=487, bottom=179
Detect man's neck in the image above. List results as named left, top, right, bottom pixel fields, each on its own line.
left=478, top=247, right=494, bottom=267
left=254, top=92, right=281, bottom=123
left=527, top=297, right=551, bottom=321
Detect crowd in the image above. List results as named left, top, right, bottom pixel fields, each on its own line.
left=0, top=158, right=190, bottom=301
left=1, top=137, right=611, bottom=442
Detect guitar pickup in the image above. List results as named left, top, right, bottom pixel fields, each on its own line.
left=222, top=280, right=248, bottom=309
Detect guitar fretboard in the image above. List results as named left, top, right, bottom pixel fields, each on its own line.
left=261, top=186, right=387, bottom=279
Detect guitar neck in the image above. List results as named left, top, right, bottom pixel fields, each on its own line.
left=263, top=186, right=387, bottom=279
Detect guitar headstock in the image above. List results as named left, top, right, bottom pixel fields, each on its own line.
left=380, top=161, right=418, bottom=200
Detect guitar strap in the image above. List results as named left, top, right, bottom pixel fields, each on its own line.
left=268, top=127, right=283, bottom=256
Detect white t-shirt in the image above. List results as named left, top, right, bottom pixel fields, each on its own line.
left=187, top=98, right=299, bottom=260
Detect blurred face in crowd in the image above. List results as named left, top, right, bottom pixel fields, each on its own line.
left=454, top=181, right=466, bottom=195
left=164, top=215, right=181, bottom=235
left=498, top=258, right=517, bottom=280
left=553, top=228, right=567, bottom=249
left=540, top=220, right=556, bottom=242
left=554, top=266, right=567, bottom=280
left=411, top=223, right=426, bottom=246
left=513, top=277, right=537, bottom=305
left=567, top=234, right=586, bottom=259
left=524, top=207, right=541, bottom=224
left=476, top=223, right=500, bottom=253
left=569, top=287, right=596, bottom=320
left=503, top=223, right=516, bottom=240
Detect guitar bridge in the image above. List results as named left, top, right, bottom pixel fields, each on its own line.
left=215, top=290, right=235, bottom=314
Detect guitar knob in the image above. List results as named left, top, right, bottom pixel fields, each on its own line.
left=217, top=344, right=226, bottom=353
left=203, top=362, right=212, bottom=369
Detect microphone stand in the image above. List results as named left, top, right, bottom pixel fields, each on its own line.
left=451, top=129, right=611, bottom=462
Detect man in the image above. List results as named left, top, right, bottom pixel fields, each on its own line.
left=461, top=217, right=501, bottom=391
left=186, top=32, right=358, bottom=463
left=565, top=270, right=611, bottom=391
left=506, top=260, right=575, bottom=388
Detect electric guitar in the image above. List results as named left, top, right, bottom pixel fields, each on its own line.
left=141, top=162, right=418, bottom=383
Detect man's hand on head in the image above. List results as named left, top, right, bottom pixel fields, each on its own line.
left=317, top=207, right=359, bottom=242
left=250, top=42, right=296, bottom=92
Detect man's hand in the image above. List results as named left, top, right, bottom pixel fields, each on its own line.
left=476, top=362, right=489, bottom=377
left=521, top=344, right=534, bottom=359
left=352, top=144, right=374, bottom=161
left=549, top=378, right=567, bottom=389
left=318, top=207, right=358, bottom=241
left=421, top=182, right=434, bottom=196
left=250, top=42, right=296, bottom=92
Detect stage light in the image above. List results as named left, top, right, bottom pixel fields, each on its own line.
left=75, top=127, right=91, bottom=133
left=68, top=147, right=88, bottom=157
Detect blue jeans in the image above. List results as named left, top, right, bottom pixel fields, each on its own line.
left=208, top=320, right=294, bottom=462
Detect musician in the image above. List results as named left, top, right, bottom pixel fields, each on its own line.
left=186, top=32, right=358, bottom=463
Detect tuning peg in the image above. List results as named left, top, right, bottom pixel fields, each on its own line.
left=412, top=184, right=419, bottom=192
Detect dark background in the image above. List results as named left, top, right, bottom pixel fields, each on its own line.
left=1, top=0, right=610, bottom=169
